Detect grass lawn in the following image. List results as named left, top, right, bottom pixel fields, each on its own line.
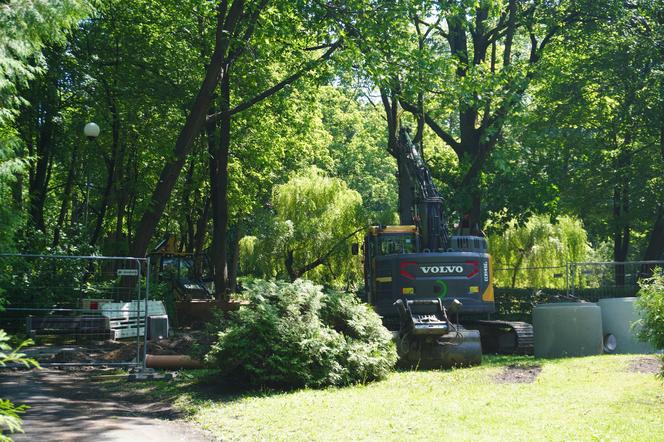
left=126, top=355, right=663, bottom=441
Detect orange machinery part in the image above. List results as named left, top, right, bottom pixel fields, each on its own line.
left=145, top=354, right=204, bottom=369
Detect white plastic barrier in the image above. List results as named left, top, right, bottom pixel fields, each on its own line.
left=101, top=301, right=167, bottom=340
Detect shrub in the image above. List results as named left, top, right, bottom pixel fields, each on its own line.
left=635, top=270, right=664, bottom=376
left=205, top=279, right=397, bottom=389
left=1, top=330, right=39, bottom=440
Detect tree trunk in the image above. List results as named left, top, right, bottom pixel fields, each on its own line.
left=285, top=250, right=297, bottom=281
left=210, top=71, right=232, bottom=303
left=193, top=196, right=211, bottom=279
left=227, top=223, right=242, bottom=293
left=641, top=206, right=664, bottom=278
left=130, top=3, right=245, bottom=257
left=114, top=141, right=134, bottom=255
left=643, top=206, right=664, bottom=257
left=380, top=87, right=412, bottom=224
left=91, top=96, right=121, bottom=247
left=12, top=173, right=23, bottom=211
left=53, top=146, right=78, bottom=248
left=28, top=106, right=55, bottom=233
left=181, top=159, right=196, bottom=252
left=613, top=182, right=630, bottom=286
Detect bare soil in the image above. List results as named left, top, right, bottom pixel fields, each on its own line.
left=628, top=356, right=663, bottom=374
left=494, top=364, right=542, bottom=384
left=27, top=331, right=207, bottom=364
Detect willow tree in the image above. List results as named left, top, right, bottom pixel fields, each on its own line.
left=489, top=215, right=591, bottom=289
left=244, top=167, right=363, bottom=286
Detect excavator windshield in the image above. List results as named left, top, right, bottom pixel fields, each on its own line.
left=379, top=234, right=416, bottom=255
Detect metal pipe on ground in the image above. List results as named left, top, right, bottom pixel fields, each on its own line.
left=145, top=354, right=204, bottom=369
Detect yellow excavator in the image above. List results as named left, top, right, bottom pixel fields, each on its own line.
left=358, top=129, right=533, bottom=368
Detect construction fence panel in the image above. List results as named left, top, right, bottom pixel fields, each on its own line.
left=492, top=261, right=664, bottom=322
left=0, top=254, right=150, bottom=367
left=493, top=265, right=570, bottom=322
left=570, top=261, right=664, bottom=302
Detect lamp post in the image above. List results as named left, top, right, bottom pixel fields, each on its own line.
left=83, top=122, right=99, bottom=226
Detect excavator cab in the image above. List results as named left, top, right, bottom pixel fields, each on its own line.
left=377, top=232, right=417, bottom=255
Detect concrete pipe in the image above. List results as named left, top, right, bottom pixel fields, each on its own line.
left=533, top=302, right=603, bottom=358
left=145, top=354, right=204, bottom=370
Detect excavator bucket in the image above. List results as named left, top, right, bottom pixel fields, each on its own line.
left=394, top=299, right=482, bottom=369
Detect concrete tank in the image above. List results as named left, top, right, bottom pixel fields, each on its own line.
left=533, top=302, right=603, bottom=358
left=598, top=297, right=655, bottom=354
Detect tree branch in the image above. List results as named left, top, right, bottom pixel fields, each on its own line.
left=304, top=43, right=335, bottom=51
left=207, top=40, right=342, bottom=122
left=226, top=0, right=269, bottom=63
left=401, top=101, right=462, bottom=156
left=295, top=226, right=365, bottom=278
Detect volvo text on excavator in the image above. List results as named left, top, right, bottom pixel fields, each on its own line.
left=359, top=128, right=533, bottom=368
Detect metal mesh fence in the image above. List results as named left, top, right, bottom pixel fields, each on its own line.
left=569, top=261, right=664, bottom=301
left=493, top=265, right=569, bottom=321
left=492, top=261, right=664, bottom=321
left=0, top=254, right=149, bottom=367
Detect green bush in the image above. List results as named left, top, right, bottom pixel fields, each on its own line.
left=635, top=271, right=664, bottom=348
left=1, top=330, right=39, bottom=440
left=635, top=271, right=664, bottom=376
left=205, top=279, right=397, bottom=389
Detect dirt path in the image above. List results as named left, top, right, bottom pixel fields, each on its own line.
left=0, top=369, right=215, bottom=442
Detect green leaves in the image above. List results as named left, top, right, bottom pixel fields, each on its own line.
left=0, top=329, right=39, bottom=439
left=204, top=279, right=397, bottom=389
left=0, top=329, right=39, bottom=369
left=489, top=215, right=592, bottom=288
left=248, top=166, right=364, bottom=286
left=0, top=0, right=91, bottom=251
left=635, top=271, right=664, bottom=366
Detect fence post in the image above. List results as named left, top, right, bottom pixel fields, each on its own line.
left=134, top=258, right=142, bottom=367
left=565, top=261, right=570, bottom=296
left=570, top=262, right=577, bottom=297
left=143, top=256, right=150, bottom=369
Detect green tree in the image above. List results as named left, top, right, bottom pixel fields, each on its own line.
left=205, top=279, right=397, bottom=388
left=0, top=0, right=90, bottom=250
left=316, top=86, right=397, bottom=225
left=489, top=215, right=591, bottom=288
left=512, top=1, right=664, bottom=275
left=635, top=271, right=664, bottom=367
left=245, top=167, right=363, bottom=287
left=343, top=0, right=620, bottom=229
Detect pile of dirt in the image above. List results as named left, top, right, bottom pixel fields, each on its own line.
left=25, top=332, right=209, bottom=364
left=628, top=356, right=662, bottom=374
left=98, top=332, right=205, bottom=362
left=99, top=343, right=140, bottom=362
left=147, top=334, right=199, bottom=355
left=494, top=364, right=542, bottom=384
left=49, top=349, right=95, bottom=363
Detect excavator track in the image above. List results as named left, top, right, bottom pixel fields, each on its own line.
left=462, top=320, right=534, bottom=355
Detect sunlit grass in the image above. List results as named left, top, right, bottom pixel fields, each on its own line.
left=122, top=355, right=663, bottom=441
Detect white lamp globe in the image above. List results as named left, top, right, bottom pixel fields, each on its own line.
left=84, top=122, right=100, bottom=139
